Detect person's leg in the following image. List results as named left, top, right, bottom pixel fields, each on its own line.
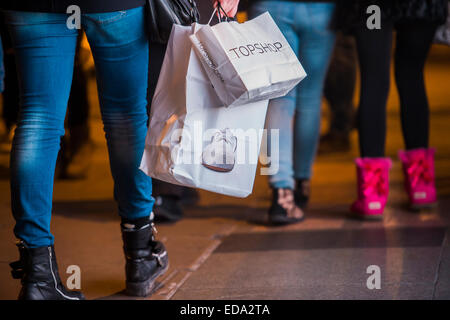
left=395, top=22, right=439, bottom=209
left=265, top=97, right=296, bottom=189
left=327, top=33, right=357, bottom=134
left=292, top=2, right=335, bottom=209
left=249, top=1, right=297, bottom=191
left=67, top=37, right=90, bottom=147
left=249, top=1, right=303, bottom=225
left=4, top=11, right=78, bottom=248
left=58, top=35, right=93, bottom=179
left=83, top=8, right=153, bottom=222
left=152, top=177, right=185, bottom=223
left=67, top=36, right=90, bottom=136
left=2, top=42, right=20, bottom=135
left=324, top=32, right=357, bottom=135
left=354, top=22, right=393, bottom=157
left=4, top=10, right=84, bottom=300
left=82, top=7, right=168, bottom=297
left=395, top=22, right=437, bottom=150
left=293, top=2, right=336, bottom=179
left=351, top=22, right=394, bottom=218
left=147, top=42, right=167, bottom=110
left=0, top=25, right=19, bottom=137
left=320, top=32, right=357, bottom=153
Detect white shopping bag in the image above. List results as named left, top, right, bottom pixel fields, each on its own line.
left=139, top=24, right=269, bottom=198
left=434, top=2, right=450, bottom=46
left=189, top=11, right=307, bottom=107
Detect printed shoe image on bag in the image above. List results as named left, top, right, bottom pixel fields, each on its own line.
left=202, top=128, right=237, bottom=172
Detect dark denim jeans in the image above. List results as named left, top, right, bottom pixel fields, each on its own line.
left=3, top=7, right=153, bottom=247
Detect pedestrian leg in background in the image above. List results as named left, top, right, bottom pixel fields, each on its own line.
left=395, top=21, right=439, bottom=210
left=57, top=34, right=94, bottom=179
left=351, top=21, right=394, bottom=219
left=249, top=1, right=335, bottom=224
left=0, top=27, right=19, bottom=149
left=293, top=3, right=336, bottom=210
left=319, top=31, right=357, bottom=154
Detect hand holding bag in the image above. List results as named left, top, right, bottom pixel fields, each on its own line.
left=146, top=0, right=200, bottom=43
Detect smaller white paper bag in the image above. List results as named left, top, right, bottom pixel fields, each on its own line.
left=190, top=11, right=307, bottom=107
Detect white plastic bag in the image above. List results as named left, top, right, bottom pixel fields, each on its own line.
left=140, top=24, right=269, bottom=197
left=434, top=2, right=450, bottom=46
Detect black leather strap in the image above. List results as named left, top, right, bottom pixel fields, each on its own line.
left=146, top=0, right=200, bottom=44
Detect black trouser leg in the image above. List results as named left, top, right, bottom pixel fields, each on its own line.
left=354, top=23, right=393, bottom=157
left=67, top=47, right=90, bottom=148
left=394, top=22, right=437, bottom=151
left=324, top=32, right=357, bottom=135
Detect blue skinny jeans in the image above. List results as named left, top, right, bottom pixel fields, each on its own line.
left=3, top=7, right=153, bottom=248
left=250, top=1, right=336, bottom=189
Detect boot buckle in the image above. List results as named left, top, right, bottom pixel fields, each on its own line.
left=152, top=253, right=163, bottom=266
left=151, top=222, right=158, bottom=235
left=152, top=250, right=167, bottom=267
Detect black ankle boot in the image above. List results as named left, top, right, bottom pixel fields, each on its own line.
left=268, top=188, right=304, bottom=225
left=10, top=241, right=85, bottom=300
left=121, top=220, right=169, bottom=297
left=295, top=179, right=310, bottom=209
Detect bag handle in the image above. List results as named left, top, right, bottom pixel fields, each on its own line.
left=207, top=2, right=230, bottom=25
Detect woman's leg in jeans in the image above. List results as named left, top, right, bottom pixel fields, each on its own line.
left=394, top=22, right=438, bottom=150
left=293, top=3, right=335, bottom=179
left=82, top=7, right=153, bottom=220
left=249, top=1, right=298, bottom=189
left=354, top=22, right=393, bottom=157
left=4, top=11, right=77, bottom=247
left=265, top=96, right=297, bottom=189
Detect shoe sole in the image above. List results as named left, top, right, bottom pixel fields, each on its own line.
left=202, top=162, right=234, bottom=172
left=125, top=263, right=169, bottom=297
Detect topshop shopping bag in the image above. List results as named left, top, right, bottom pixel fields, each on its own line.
left=139, top=23, right=269, bottom=197
left=189, top=11, right=307, bottom=107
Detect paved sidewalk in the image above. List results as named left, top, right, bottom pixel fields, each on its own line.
left=0, top=50, right=449, bottom=300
